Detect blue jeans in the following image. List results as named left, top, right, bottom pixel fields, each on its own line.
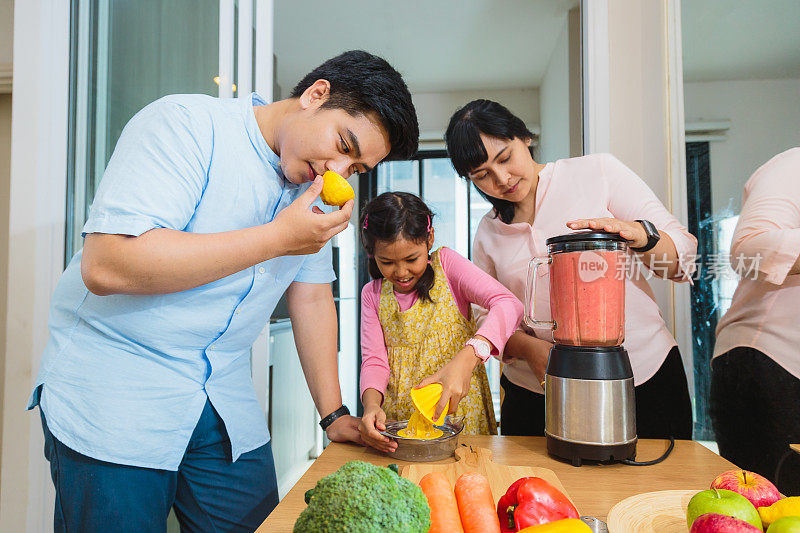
left=41, top=400, right=279, bottom=532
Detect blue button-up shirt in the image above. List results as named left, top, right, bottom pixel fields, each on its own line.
left=27, top=93, right=335, bottom=470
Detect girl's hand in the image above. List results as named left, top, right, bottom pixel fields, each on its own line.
left=358, top=403, right=397, bottom=453
left=417, top=346, right=482, bottom=421
left=566, top=218, right=648, bottom=249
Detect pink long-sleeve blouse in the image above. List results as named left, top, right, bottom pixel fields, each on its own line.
left=472, top=153, right=698, bottom=393
left=714, top=147, right=800, bottom=379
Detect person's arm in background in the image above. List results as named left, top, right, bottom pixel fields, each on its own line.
left=567, top=153, right=697, bottom=281
left=729, top=148, right=800, bottom=284
left=357, top=283, right=397, bottom=453
left=286, top=281, right=363, bottom=445
left=470, top=228, right=552, bottom=386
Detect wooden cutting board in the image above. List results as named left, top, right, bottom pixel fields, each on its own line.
left=400, top=444, right=575, bottom=508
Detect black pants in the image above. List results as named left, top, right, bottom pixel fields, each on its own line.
left=711, top=347, right=800, bottom=496
left=500, top=346, right=693, bottom=440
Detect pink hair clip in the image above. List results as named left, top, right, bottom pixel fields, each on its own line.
left=363, top=214, right=369, bottom=230
left=426, top=214, right=431, bottom=233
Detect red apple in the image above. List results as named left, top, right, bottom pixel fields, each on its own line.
left=711, top=469, right=783, bottom=508
left=690, top=513, right=763, bottom=532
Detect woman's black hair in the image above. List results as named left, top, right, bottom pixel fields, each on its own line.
left=359, top=192, right=436, bottom=302
left=444, top=99, right=534, bottom=224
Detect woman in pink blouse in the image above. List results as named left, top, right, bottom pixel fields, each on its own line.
left=711, top=147, right=800, bottom=496
left=445, top=99, right=698, bottom=439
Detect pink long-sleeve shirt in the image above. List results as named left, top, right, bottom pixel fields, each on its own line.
left=472, top=153, right=698, bottom=393
left=359, top=247, right=523, bottom=399
left=714, top=147, right=800, bottom=379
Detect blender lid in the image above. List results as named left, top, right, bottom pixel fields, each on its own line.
left=546, top=231, right=626, bottom=246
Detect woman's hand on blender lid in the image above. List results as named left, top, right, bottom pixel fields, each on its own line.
left=566, top=217, right=649, bottom=249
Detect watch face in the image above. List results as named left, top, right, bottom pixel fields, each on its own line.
left=471, top=340, right=490, bottom=357
left=643, top=220, right=659, bottom=238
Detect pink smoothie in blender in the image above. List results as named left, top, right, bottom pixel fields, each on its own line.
left=525, top=232, right=627, bottom=346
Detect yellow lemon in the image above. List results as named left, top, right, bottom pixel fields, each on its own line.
left=319, top=170, right=355, bottom=207
left=759, top=497, right=800, bottom=528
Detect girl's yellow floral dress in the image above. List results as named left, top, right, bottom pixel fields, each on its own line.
left=378, top=249, right=497, bottom=435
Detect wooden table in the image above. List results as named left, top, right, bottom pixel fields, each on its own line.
left=258, top=436, right=735, bottom=532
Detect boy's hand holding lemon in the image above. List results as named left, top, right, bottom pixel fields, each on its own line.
left=271, top=174, right=353, bottom=255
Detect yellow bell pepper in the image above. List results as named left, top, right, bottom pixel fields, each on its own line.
left=518, top=518, right=593, bottom=532
left=758, top=496, right=800, bottom=528
left=319, top=170, right=354, bottom=207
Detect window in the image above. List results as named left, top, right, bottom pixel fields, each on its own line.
left=376, top=152, right=469, bottom=255
left=65, top=0, right=246, bottom=263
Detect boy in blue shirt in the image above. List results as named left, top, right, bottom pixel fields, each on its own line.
left=28, top=50, right=419, bottom=532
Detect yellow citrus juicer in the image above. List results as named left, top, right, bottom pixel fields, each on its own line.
left=319, top=170, right=355, bottom=207
left=410, top=383, right=449, bottom=426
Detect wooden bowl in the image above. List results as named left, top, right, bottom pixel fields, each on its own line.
left=607, top=489, right=699, bottom=532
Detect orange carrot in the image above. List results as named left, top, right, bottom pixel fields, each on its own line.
left=420, top=472, right=464, bottom=533
left=454, top=471, right=501, bottom=533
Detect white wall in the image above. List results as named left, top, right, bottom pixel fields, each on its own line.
left=0, top=1, right=69, bottom=530
left=605, top=0, right=694, bottom=391
left=540, top=7, right=581, bottom=163
left=0, top=0, right=10, bottom=505
left=0, top=0, right=12, bottom=66
left=0, top=0, right=11, bottom=94
left=607, top=0, right=673, bottom=304
left=539, top=19, right=570, bottom=162
left=412, top=87, right=539, bottom=138
left=684, top=78, right=800, bottom=215
left=0, top=93, right=9, bottom=486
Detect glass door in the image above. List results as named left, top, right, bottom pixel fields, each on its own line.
left=66, top=0, right=270, bottom=260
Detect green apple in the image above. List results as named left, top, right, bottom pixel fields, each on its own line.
left=686, top=489, right=763, bottom=530
left=766, top=516, right=800, bottom=533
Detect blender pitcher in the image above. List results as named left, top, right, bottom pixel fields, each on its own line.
left=524, top=231, right=628, bottom=347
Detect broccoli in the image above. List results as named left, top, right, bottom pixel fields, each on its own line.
left=293, top=461, right=430, bottom=533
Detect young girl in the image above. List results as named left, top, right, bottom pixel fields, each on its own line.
left=357, top=192, right=523, bottom=453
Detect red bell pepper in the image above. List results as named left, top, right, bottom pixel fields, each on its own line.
left=497, top=477, right=579, bottom=532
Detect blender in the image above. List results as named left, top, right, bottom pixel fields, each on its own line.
left=525, top=231, right=637, bottom=466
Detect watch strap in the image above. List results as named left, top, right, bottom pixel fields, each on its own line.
left=319, top=405, right=350, bottom=431
left=630, top=219, right=660, bottom=252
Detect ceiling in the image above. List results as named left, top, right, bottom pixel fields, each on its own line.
left=274, top=0, right=579, bottom=94
left=273, top=0, right=800, bottom=95
left=681, top=0, right=800, bottom=82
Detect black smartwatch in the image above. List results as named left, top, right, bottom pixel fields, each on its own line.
left=630, top=220, right=661, bottom=252
left=319, top=405, right=350, bottom=431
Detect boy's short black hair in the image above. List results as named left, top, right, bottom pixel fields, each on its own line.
left=290, top=50, right=419, bottom=161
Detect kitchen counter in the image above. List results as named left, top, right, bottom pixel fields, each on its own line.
left=257, top=436, right=735, bottom=532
